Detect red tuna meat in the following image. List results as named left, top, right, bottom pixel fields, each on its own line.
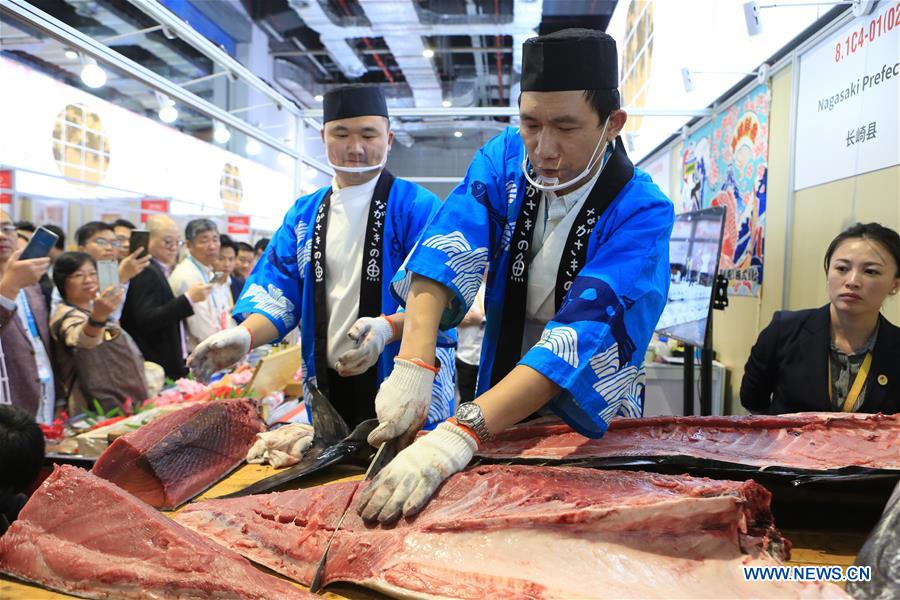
left=92, top=398, right=264, bottom=509
left=477, top=412, right=900, bottom=470
left=0, top=465, right=310, bottom=599
left=176, top=465, right=847, bottom=599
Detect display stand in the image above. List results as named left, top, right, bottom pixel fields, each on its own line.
left=682, top=275, right=728, bottom=416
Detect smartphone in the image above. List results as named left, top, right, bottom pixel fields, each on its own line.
left=97, top=260, right=119, bottom=293
left=20, top=226, right=59, bottom=260
left=212, top=271, right=227, bottom=284
left=129, top=229, right=150, bottom=258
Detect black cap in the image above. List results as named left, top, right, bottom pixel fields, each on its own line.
left=521, top=28, right=618, bottom=92
left=323, top=85, right=389, bottom=123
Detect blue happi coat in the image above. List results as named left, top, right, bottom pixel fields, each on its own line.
left=234, top=176, right=457, bottom=426
left=392, top=127, right=673, bottom=437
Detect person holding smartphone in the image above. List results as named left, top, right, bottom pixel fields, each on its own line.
left=0, top=210, right=56, bottom=423
left=168, top=219, right=234, bottom=352
left=122, top=215, right=213, bottom=379
left=48, top=222, right=150, bottom=320
left=50, top=252, right=147, bottom=414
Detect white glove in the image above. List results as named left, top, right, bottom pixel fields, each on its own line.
left=187, top=326, right=252, bottom=382
left=357, top=421, right=476, bottom=523
left=368, top=357, right=436, bottom=448
left=246, top=424, right=315, bottom=468
left=335, top=316, right=394, bottom=376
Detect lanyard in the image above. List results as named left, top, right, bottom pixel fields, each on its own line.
left=17, top=289, right=40, bottom=339
left=189, top=256, right=227, bottom=327
left=17, top=290, right=52, bottom=384
left=188, top=255, right=211, bottom=283
left=828, top=351, right=872, bottom=412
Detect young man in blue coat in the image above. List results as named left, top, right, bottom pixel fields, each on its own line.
left=358, top=29, right=675, bottom=523
left=188, top=85, right=456, bottom=429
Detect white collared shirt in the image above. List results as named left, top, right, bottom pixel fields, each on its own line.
left=169, top=256, right=234, bottom=351
left=522, top=166, right=604, bottom=355
left=325, top=174, right=380, bottom=367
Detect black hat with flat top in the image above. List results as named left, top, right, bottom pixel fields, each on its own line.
left=323, top=85, right=389, bottom=123
left=521, top=28, right=619, bottom=92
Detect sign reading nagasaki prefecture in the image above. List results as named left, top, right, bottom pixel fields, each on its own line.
left=795, top=2, right=900, bottom=190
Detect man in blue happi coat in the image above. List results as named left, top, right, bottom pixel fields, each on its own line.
left=358, top=29, right=675, bottom=523
left=187, top=85, right=456, bottom=430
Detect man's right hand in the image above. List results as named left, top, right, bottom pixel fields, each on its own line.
left=187, top=326, right=252, bottom=382
left=186, top=282, right=214, bottom=303
left=368, top=357, right=437, bottom=448
left=118, top=248, right=151, bottom=283
left=0, top=250, right=50, bottom=299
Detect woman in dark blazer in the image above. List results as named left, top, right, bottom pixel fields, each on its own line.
left=741, top=223, right=900, bottom=415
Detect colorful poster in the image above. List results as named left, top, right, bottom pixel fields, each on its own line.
left=678, top=84, right=770, bottom=297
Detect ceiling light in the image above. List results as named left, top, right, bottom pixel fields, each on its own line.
left=314, top=94, right=324, bottom=102
left=213, top=122, right=231, bottom=144
left=453, top=130, right=463, bottom=138
left=245, top=139, right=262, bottom=156
left=64, top=49, right=78, bottom=60
left=442, top=100, right=452, bottom=108
left=158, top=103, right=178, bottom=124
left=155, top=93, right=178, bottom=124
left=422, top=49, right=435, bottom=58
left=79, top=56, right=107, bottom=89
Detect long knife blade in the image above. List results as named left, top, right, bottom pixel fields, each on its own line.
left=308, top=438, right=398, bottom=593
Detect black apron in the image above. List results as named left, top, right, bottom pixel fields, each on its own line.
left=491, top=138, right=634, bottom=387
left=310, top=170, right=395, bottom=428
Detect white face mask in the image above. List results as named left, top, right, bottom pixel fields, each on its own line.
left=521, top=116, right=612, bottom=193
left=326, top=151, right=388, bottom=174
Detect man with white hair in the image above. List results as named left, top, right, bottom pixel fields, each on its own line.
left=169, top=219, right=233, bottom=353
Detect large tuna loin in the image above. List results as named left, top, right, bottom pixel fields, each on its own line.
left=0, top=465, right=308, bottom=599
left=177, top=465, right=847, bottom=599
left=477, top=412, right=900, bottom=471
left=92, top=398, right=264, bottom=509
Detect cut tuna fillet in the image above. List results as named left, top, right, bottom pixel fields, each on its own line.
left=0, top=465, right=310, bottom=599
left=477, top=412, right=900, bottom=470
left=177, top=465, right=847, bottom=599
left=92, top=398, right=264, bottom=509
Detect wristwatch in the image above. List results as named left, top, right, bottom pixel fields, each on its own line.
left=455, top=402, right=493, bottom=443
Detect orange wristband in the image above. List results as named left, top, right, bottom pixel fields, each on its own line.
left=448, top=417, right=481, bottom=446
left=380, top=314, right=399, bottom=340
left=407, top=357, right=440, bottom=374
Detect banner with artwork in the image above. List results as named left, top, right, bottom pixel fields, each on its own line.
left=678, top=84, right=770, bottom=297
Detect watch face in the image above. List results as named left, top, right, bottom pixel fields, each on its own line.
left=457, top=403, right=479, bottom=421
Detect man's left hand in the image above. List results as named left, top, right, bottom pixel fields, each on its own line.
left=335, top=316, right=394, bottom=376
left=356, top=421, right=476, bottom=524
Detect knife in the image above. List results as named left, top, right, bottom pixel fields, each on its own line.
left=308, top=437, right=398, bottom=593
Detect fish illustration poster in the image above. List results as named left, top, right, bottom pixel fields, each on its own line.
left=679, top=84, right=770, bottom=297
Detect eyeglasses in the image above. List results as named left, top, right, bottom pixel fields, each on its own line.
left=0, top=225, right=16, bottom=235
left=90, top=238, right=122, bottom=249
left=161, top=238, right=184, bottom=249
left=69, top=271, right=98, bottom=282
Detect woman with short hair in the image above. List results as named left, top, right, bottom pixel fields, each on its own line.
left=50, top=252, right=147, bottom=415
left=741, top=222, right=900, bottom=414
